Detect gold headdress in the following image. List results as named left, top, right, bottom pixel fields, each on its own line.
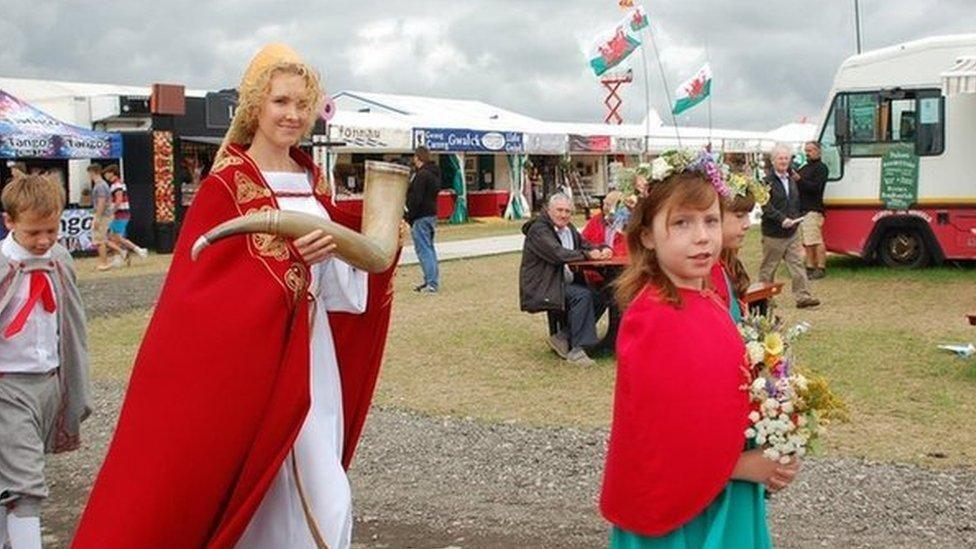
left=216, top=43, right=324, bottom=159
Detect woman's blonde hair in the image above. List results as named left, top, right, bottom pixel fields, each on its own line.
left=218, top=45, right=324, bottom=157
left=614, top=172, right=721, bottom=309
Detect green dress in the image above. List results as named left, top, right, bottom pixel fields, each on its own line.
left=609, top=271, right=772, bottom=549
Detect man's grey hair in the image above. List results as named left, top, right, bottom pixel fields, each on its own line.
left=547, top=192, right=572, bottom=208
left=805, top=140, right=822, bottom=151
left=770, top=142, right=793, bottom=158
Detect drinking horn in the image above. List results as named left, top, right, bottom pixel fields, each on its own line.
left=191, top=160, right=410, bottom=273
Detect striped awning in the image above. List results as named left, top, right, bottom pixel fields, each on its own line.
left=941, top=56, right=976, bottom=96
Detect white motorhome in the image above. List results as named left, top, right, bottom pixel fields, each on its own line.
left=816, top=34, right=976, bottom=266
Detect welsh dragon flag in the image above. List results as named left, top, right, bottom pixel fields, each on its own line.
left=672, top=63, right=712, bottom=115
left=588, top=7, right=650, bottom=76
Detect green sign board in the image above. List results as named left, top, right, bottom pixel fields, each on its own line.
left=879, top=145, right=919, bottom=210
left=848, top=94, right=878, bottom=141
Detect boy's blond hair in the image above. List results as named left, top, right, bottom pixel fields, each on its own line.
left=1, top=174, right=66, bottom=220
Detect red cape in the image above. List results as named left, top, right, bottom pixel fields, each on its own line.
left=600, top=285, right=749, bottom=536
left=73, top=145, right=397, bottom=548
left=710, top=261, right=731, bottom=308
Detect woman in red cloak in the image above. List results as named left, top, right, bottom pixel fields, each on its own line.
left=72, top=44, right=398, bottom=549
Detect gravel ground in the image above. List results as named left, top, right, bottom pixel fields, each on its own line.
left=41, top=275, right=976, bottom=548
left=78, top=272, right=165, bottom=318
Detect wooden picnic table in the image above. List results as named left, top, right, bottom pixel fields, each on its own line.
left=743, top=281, right=784, bottom=316
left=566, top=255, right=630, bottom=268
left=564, top=256, right=628, bottom=353
left=743, top=281, right=784, bottom=304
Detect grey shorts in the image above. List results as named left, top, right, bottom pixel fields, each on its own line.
left=0, top=371, right=60, bottom=505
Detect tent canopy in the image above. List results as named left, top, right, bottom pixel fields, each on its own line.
left=0, top=89, right=122, bottom=159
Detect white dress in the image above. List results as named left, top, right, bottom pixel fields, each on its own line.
left=237, top=172, right=367, bottom=549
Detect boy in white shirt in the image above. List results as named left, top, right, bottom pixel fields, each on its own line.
left=0, top=175, right=91, bottom=549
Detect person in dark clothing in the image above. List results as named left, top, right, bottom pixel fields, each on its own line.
left=759, top=144, right=820, bottom=309
left=795, top=141, right=829, bottom=278
left=406, top=146, right=441, bottom=292
left=519, top=193, right=612, bottom=366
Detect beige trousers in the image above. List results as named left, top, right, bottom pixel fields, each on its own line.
left=759, top=233, right=814, bottom=301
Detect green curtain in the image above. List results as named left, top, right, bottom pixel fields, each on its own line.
left=503, top=154, right=530, bottom=220
left=448, top=153, right=468, bottom=224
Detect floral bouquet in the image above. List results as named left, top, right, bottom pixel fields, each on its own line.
left=739, top=310, right=848, bottom=464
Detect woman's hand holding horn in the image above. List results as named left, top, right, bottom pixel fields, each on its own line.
left=294, top=230, right=338, bottom=266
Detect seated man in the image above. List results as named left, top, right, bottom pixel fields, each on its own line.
left=519, top=193, right=612, bottom=366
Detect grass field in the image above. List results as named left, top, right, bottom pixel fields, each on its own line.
left=88, top=231, right=976, bottom=468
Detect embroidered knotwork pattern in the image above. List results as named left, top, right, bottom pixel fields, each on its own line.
left=211, top=154, right=244, bottom=174
left=251, top=233, right=290, bottom=262
left=284, top=263, right=310, bottom=303
left=235, top=172, right=272, bottom=204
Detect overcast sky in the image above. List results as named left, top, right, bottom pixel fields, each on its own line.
left=1, top=0, right=974, bottom=131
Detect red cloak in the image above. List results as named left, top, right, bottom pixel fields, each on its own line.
left=600, top=285, right=749, bottom=536
left=710, top=261, right=731, bottom=308
left=72, top=145, right=397, bottom=548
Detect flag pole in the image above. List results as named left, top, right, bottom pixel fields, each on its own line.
left=639, top=39, right=653, bottom=160
left=646, top=16, right=682, bottom=148
left=705, top=38, right=713, bottom=151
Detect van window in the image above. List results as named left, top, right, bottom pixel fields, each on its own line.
left=840, top=89, right=944, bottom=157
left=818, top=96, right=844, bottom=180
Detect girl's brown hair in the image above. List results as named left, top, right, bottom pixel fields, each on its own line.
left=720, top=192, right=756, bottom=298
left=614, top=171, right=721, bottom=309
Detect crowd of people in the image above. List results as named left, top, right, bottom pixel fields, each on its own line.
left=0, top=38, right=832, bottom=548
left=1, top=161, right=147, bottom=272
left=519, top=140, right=830, bottom=368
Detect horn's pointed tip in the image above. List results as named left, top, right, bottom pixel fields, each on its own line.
left=191, top=236, right=210, bottom=261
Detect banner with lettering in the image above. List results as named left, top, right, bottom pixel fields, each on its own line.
left=58, top=208, right=97, bottom=253
left=0, top=90, right=122, bottom=159
left=413, top=128, right=523, bottom=153
left=329, top=125, right=413, bottom=150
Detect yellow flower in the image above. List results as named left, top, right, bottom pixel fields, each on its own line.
left=764, top=332, right=784, bottom=357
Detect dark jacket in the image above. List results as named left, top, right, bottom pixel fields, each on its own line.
left=760, top=171, right=803, bottom=238
left=406, top=162, right=441, bottom=223
left=797, top=158, right=828, bottom=214
left=519, top=211, right=597, bottom=313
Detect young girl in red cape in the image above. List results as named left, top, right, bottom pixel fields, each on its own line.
left=72, top=44, right=399, bottom=549
left=600, top=156, right=799, bottom=548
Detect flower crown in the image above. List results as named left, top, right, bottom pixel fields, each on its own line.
left=636, top=149, right=769, bottom=206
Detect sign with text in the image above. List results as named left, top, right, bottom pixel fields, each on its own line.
left=329, top=125, right=412, bottom=150
left=879, top=145, right=919, bottom=210
left=59, top=208, right=96, bottom=253
left=569, top=134, right=611, bottom=153
left=413, top=128, right=523, bottom=153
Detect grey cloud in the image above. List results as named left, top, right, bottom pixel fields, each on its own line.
left=1, top=0, right=973, bottom=131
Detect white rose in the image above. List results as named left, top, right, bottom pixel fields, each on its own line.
left=747, top=342, right=766, bottom=365
left=751, top=378, right=766, bottom=394
left=781, top=401, right=794, bottom=414
left=748, top=411, right=761, bottom=423
left=650, top=157, right=673, bottom=180
left=745, top=428, right=757, bottom=438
